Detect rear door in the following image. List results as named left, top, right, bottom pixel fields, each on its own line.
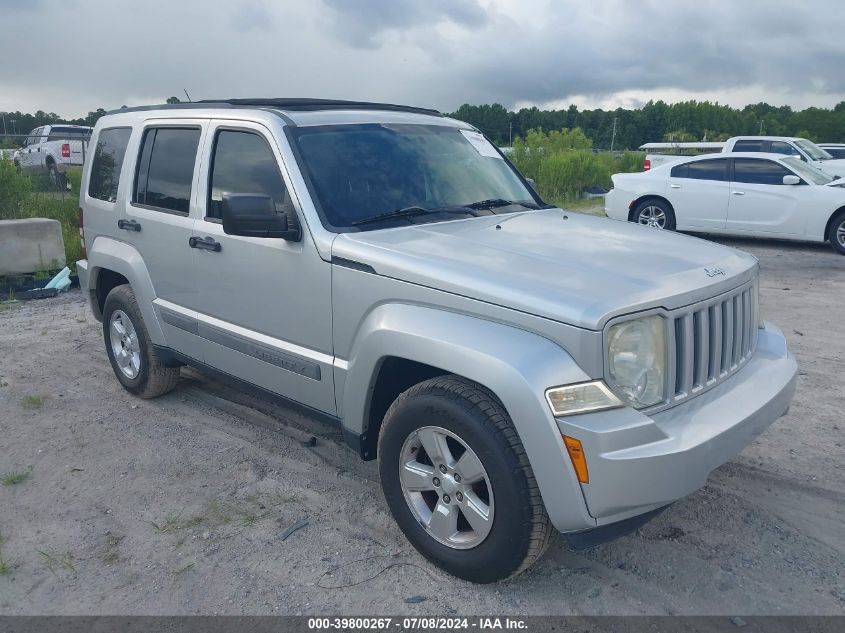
left=666, top=157, right=730, bottom=229
left=726, top=158, right=806, bottom=236
left=124, top=120, right=206, bottom=359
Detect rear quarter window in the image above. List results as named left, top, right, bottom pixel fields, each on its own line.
left=88, top=127, right=132, bottom=203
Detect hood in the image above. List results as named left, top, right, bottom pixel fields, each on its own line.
left=818, top=159, right=845, bottom=177
left=332, top=210, right=758, bottom=330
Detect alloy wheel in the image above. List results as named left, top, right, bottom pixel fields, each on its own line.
left=399, top=426, right=494, bottom=549
left=109, top=310, right=141, bottom=379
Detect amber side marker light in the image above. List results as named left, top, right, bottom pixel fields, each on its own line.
left=562, top=435, right=589, bottom=484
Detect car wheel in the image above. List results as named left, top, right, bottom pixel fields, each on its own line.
left=378, top=375, right=552, bottom=583
left=830, top=211, right=845, bottom=255
left=102, top=284, right=180, bottom=398
left=47, top=162, right=66, bottom=190
left=633, top=199, right=676, bottom=230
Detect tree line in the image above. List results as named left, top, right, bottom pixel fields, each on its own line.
left=448, top=100, right=845, bottom=148
left=3, top=97, right=844, bottom=149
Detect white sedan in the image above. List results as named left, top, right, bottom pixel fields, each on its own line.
left=605, top=152, right=845, bottom=255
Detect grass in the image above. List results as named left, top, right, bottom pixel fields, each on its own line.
left=0, top=531, right=13, bottom=575
left=38, top=549, right=76, bottom=576
left=147, top=511, right=185, bottom=534
left=2, top=467, right=33, bottom=486
left=21, top=394, right=44, bottom=410
left=0, top=162, right=83, bottom=272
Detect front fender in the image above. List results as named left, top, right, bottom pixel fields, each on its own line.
left=341, top=303, right=596, bottom=531
left=86, top=236, right=165, bottom=345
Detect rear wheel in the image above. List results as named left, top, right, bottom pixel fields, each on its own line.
left=377, top=375, right=552, bottom=583
left=47, top=162, right=66, bottom=190
left=633, top=199, right=676, bottom=230
left=830, top=211, right=845, bottom=255
left=102, top=284, right=180, bottom=398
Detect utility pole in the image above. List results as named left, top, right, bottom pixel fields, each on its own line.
left=509, top=122, right=512, bottom=146
left=759, top=119, right=764, bottom=135
left=1, top=113, right=6, bottom=136
left=610, top=117, right=618, bottom=152
left=10, top=119, right=16, bottom=135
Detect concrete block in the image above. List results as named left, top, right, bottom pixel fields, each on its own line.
left=0, top=218, right=66, bottom=275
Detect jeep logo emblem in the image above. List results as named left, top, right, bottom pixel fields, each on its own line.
left=705, top=267, right=725, bottom=277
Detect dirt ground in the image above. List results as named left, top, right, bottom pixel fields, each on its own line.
left=0, top=234, right=843, bottom=615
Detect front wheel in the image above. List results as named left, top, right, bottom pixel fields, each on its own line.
left=830, top=211, right=845, bottom=255
left=378, top=375, right=552, bottom=583
left=633, top=199, right=676, bottom=230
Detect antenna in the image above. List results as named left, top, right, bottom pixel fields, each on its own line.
left=183, top=88, right=193, bottom=102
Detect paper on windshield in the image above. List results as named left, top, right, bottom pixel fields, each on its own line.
left=460, top=130, right=503, bottom=159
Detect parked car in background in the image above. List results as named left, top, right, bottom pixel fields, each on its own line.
left=607, top=152, right=845, bottom=254
left=818, top=143, right=845, bottom=160
left=641, top=136, right=845, bottom=178
left=76, top=99, right=796, bottom=583
left=14, top=124, right=92, bottom=188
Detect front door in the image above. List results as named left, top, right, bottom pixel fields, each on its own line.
left=190, top=120, right=335, bottom=414
left=726, top=158, right=805, bottom=236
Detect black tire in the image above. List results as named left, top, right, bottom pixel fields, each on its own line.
left=829, top=211, right=845, bottom=255
left=377, top=375, right=552, bottom=583
left=47, top=162, right=66, bottom=190
left=102, top=284, right=180, bottom=398
left=632, top=198, right=676, bottom=231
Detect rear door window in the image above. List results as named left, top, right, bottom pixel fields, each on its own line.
left=88, top=127, right=132, bottom=203
left=685, top=158, right=729, bottom=181
left=133, top=127, right=201, bottom=214
left=733, top=140, right=766, bottom=152
left=733, top=159, right=792, bottom=185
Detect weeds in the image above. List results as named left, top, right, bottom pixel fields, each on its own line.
left=147, top=511, right=185, bottom=534
left=38, top=549, right=76, bottom=576
left=0, top=531, right=14, bottom=575
left=21, top=395, right=44, bottom=410
left=1, top=466, right=33, bottom=486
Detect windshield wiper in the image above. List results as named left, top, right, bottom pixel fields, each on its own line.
left=352, top=205, right=480, bottom=227
left=463, top=198, right=539, bottom=211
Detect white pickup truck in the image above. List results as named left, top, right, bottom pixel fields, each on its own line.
left=641, top=136, right=845, bottom=178
left=13, top=124, right=92, bottom=188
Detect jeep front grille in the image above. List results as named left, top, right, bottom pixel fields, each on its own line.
left=667, top=280, right=758, bottom=404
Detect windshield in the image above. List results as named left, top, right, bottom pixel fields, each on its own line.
left=794, top=139, right=833, bottom=161
left=290, top=123, right=538, bottom=231
left=782, top=157, right=833, bottom=185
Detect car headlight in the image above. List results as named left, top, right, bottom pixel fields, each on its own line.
left=606, top=315, right=666, bottom=409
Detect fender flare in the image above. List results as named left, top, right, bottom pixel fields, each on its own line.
left=341, top=303, right=596, bottom=531
left=85, top=236, right=165, bottom=345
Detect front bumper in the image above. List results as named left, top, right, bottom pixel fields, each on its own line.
left=556, top=321, right=796, bottom=527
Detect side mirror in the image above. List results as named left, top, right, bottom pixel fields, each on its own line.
left=525, top=177, right=540, bottom=194
left=221, top=194, right=301, bottom=241
left=783, top=175, right=801, bottom=185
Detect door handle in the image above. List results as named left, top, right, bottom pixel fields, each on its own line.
left=732, top=191, right=745, bottom=196
left=117, top=219, right=142, bottom=232
left=669, top=184, right=681, bottom=189
left=189, top=236, right=222, bottom=252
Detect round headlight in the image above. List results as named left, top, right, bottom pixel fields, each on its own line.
left=607, top=315, right=666, bottom=408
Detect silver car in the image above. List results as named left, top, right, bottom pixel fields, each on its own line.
left=76, top=99, right=797, bottom=583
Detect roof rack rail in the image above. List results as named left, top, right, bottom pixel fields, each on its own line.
left=107, top=99, right=442, bottom=117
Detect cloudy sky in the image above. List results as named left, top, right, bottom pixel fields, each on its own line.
left=1, top=0, right=844, bottom=118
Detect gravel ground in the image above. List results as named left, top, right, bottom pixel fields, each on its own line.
left=0, top=234, right=843, bottom=615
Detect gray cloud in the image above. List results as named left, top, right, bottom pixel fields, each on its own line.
left=321, top=0, right=489, bottom=48
left=0, top=0, right=843, bottom=119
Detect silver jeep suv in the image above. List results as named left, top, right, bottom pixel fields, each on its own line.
left=76, top=99, right=797, bottom=583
